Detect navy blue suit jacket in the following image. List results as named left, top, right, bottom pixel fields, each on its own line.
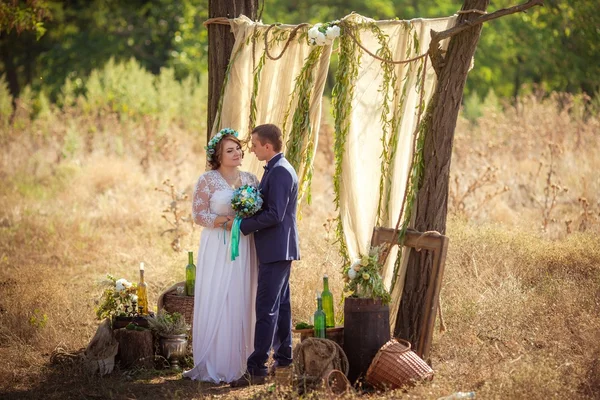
left=240, top=153, right=300, bottom=264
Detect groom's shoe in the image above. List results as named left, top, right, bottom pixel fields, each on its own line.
left=230, top=372, right=266, bottom=388
left=268, top=362, right=292, bottom=376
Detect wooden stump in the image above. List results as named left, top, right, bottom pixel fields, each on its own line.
left=343, top=298, right=390, bottom=384
left=114, top=329, right=154, bottom=369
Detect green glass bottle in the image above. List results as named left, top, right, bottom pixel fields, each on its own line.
left=322, top=274, right=335, bottom=327
left=185, top=251, right=196, bottom=296
left=313, top=291, right=326, bottom=339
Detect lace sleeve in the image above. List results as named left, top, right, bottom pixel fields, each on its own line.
left=243, top=171, right=260, bottom=188
left=192, top=174, right=218, bottom=228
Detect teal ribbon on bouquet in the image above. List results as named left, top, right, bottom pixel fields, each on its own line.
left=230, top=216, right=243, bottom=261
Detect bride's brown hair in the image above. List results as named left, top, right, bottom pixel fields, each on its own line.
left=208, top=134, right=245, bottom=170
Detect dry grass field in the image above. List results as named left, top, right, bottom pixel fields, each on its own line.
left=0, top=91, right=599, bottom=399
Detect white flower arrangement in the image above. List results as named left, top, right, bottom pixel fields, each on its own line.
left=343, top=246, right=391, bottom=303
left=307, top=21, right=340, bottom=46
left=96, top=274, right=139, bottom=320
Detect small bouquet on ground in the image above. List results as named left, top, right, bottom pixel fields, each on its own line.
left=307, top=21, right=341, bottom=46
left=343, top=246, right=391, bottom=304
left=95, top=274, right=139, bottom=321
left=230, top=184, right=263, bottom=260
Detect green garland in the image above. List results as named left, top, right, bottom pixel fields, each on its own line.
left=332, top=21, right=361, bottom=264
left=368, top=22, right=398, bottom=226
left=284, top=45, right=324, bottom=203
left=248, top=50, right=266, bottom=134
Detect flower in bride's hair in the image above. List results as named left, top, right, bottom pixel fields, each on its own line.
left=205, top=128, right=239, bottom=162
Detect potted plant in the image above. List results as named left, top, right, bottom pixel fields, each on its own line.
left=147, top=310, right=190, bottom=369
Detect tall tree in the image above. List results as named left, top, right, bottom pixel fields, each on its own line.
left=394, top=0, right=543, bottom=357
left=207, top=0, right=258, bottom=142
left=0, top=0, right=51, bottom=101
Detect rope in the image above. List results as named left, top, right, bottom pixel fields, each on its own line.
left=50, top=346, right=85, bottom=365
left=204, top=17, right=429, bottom=65
left=413, top=230, right=441, bottom=252
left=341, top=20, right=428, bottom=65
left=379, top=55, right=429, bottom=266
left=203, top=17, right=230, bottom=27
left=263, top=23, right=309, bottom=60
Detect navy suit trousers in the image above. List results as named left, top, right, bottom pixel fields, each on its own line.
left=246, top=259, right=292, bottom=376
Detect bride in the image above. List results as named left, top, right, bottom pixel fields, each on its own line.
left=183, top=128, right=258, bottom=383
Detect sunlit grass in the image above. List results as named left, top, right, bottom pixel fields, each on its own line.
left=0, top=91, right=599, bottom=398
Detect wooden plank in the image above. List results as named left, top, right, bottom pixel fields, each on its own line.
left=370, top=226, right=449, bottom=359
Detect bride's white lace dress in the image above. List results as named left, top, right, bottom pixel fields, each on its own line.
left=183, top=169, right=258, bottom=383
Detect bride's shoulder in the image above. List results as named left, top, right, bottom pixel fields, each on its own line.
left=196, top=169, right=218, bottom=183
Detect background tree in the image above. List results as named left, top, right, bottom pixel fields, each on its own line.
left=0, top=0, right=208, bottom=101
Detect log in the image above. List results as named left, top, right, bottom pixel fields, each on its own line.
left=114, top=328, right=154, bottom=369
left=84, top=318, right=119, bottom=375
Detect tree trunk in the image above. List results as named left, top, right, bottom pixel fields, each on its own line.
left=207, top=0, right=258, bottom=144
left=114, top=328, right=154, bottom=369
left=0, top=33, right=20, bottom=107
left=394, top=0, right=490, bottom=353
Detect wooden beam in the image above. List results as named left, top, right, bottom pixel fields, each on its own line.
left=371, top=227, right=449, bottom=361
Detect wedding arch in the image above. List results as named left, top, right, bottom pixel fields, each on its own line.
left=211, top=11, right=454, bottom=291
left=206, top=0, right=544, bottom=359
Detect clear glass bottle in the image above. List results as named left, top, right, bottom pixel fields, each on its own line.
left=185, top=251, right=196, bottom=296
left=437, top=392, right=476, bottom=400
left=321, top=274, right=335, bottom=327
left=137, top=262, right=149, bottom=315
left=313, top=290, right=326, bottom=338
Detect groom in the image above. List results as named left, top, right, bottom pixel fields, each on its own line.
left=231, top=123, right=300, bottom=387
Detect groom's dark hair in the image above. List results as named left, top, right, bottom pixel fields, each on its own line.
left=252, top=124, right=283, bottom=152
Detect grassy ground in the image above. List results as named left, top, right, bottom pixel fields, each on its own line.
left=0, top=92, right=599, bottom=399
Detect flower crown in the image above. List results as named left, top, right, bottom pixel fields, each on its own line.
left=205, top=128, right=239, bottom=162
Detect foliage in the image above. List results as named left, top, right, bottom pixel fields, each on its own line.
left=283, top=45, right=324, bottom=203
left=95, top=274, right=138, bottom=321
left=1, top=0, right=208, bottom=100
left=331, top=18, right=361, bottom=264
left=0, top=0, right=51, bottom=38
left=147, top=310, right=190, bottom=336
left=2, top=0, right=599, bottom=107
left=342, top=246, right=391, bottom=304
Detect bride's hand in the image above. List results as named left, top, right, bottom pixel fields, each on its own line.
left=214, top=215, right=230, bottom=227
left=215, top=215, right=234, bottom=229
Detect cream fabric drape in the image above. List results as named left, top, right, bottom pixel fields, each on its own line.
left=213, top=15, right=332, bottom=183
left=337, top=15, right=456, bottom=328
left=214, top=14, right=456, bottom=329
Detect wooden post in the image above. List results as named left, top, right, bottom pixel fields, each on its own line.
left=207, top=0, right=258, bottom=144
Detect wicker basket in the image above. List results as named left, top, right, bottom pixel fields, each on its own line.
left=157, top=282, right=194, bottom=329
left=365, top=338, right=434, bottom=390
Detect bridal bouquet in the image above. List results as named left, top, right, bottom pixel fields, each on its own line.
left=230, top=184, right=263, bottom=260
